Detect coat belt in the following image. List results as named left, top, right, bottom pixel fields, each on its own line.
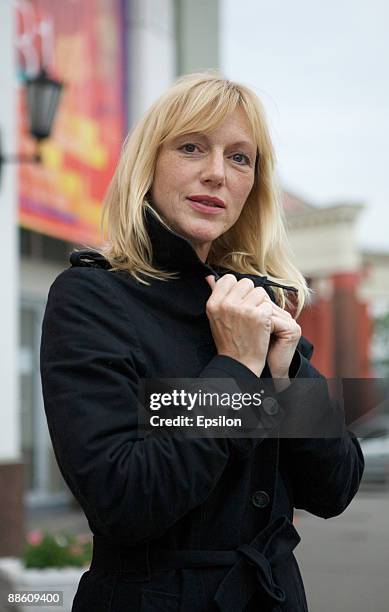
left=212, top=515, right=300, bottom=611
left=91, top=515, right=300, bottom=611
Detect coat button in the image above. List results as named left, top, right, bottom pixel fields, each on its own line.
left=251, top=490, right=270, bottom=508
left=262, top=396, right=279, bottom=415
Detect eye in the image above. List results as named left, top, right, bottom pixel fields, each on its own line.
left=179, top=143, right=199, bottom=153
left=231, top=153, right=250, bottom=165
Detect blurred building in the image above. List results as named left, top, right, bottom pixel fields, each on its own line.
left=283, top=193, right=389, bottom=380
left=284, top=193, right=370, bottom=378
left=0, top=0, right=388, bottom=559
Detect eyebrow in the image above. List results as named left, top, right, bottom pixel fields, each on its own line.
left=176, top=132, right=256, bottom=152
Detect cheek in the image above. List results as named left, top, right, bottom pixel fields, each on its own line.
left=156, top=157, right=192, bottom=196
left=153, top=170, right=175, bottom=206
left=172, top=159, right=196, bottom=187
left=151, top=161, right=165, bottom=199
left=231, top=174, right=255, bottom=205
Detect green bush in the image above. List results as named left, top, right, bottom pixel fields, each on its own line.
left=23, top=531, right=92, bottom=569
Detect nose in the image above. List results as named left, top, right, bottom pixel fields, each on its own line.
left=200, top=149, right=226, bottom=186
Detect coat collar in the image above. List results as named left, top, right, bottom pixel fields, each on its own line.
left=144, top=206, right=218, bottom=278
left=145, top=207, right=298, bottom=294
left=69, top=206, right=297, bottom=294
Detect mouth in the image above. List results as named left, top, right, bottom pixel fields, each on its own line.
left=187, top=196, right=226, bottom=210
left=186, top=198, right=225, bottom=215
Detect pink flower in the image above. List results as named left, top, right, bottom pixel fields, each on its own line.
left=76, top=533, right=91, bottom=545
left=26, top=530, right=43, bottom=546
left=69, top=544, right=83, bottom=556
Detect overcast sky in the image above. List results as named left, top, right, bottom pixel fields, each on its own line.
left=221, top=0, right=389, bottom=251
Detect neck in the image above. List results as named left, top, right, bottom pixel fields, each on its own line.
left=191, top=241, right=211, bottom=263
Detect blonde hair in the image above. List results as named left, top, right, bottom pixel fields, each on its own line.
left=96, top=71, right=310, bottom=316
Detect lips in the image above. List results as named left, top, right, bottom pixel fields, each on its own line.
left=187, top=195, right=225, bottom=208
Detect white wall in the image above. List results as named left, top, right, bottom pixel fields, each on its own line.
left=20, top=259, right=65, bottom=301
left=127, top=0, right=220, bottom=124
left=128, top=0, right=176, bottom=123
left=0, top=1, right=20, bottom=462
left=176, top=0, right=220, bottom=75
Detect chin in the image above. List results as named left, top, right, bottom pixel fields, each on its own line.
left=183, top=219, right=225, bottom=243
left=187, top=230, right=223, bottom=248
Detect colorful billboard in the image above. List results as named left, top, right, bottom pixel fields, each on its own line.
left=15, top=0, right=126, bottom=245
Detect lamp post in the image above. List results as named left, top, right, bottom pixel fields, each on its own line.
left=0, top=68, right=63, bottom=185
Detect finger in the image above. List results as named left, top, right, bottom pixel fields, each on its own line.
left=205, top=275, right=216, bottom=290
left=256, top=301, right=274, bottom=332
left=271, top=301, right=294, bottom=319
left=241, top=286, right=272, bottom=307
left=224, top=277, right=256, bottom=303
left=270, top=312, right=301, bottom=337
left=206, top=273, right=237, bottom=307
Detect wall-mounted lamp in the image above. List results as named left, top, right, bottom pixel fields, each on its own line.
left=0, top=68, right=63, bottom=186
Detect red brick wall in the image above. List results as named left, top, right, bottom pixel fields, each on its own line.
left=299, top=285, right=335, bottom=378
left=0, top=463, right=24, bottom=556
left=299, top=272, right=371, bottom=379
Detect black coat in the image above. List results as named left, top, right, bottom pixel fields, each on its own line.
left=40, top=209, right=364, bottom=612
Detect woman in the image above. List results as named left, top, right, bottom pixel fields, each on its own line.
left=40, top=72, right=364, bottom=612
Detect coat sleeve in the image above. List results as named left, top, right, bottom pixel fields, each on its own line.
left=278, top=339, right=365, bottom=519
left=40, top=267, right=278, bottom=545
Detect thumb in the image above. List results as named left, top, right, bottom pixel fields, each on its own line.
left=205, top=275, right=217, bottom=290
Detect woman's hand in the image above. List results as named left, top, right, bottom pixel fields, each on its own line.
left=205, top=274, right=273, bottom=377
left=205, top=274, right=301, bottom=379
left=267, top=303, right=301, bottom=379
left=267, top=302, right=301, bottom=378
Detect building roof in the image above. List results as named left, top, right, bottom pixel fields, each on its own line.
left=282, top=190, right=315, bottom=214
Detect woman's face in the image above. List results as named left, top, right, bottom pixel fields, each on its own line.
left=150, top=107, right=257, bottom=262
